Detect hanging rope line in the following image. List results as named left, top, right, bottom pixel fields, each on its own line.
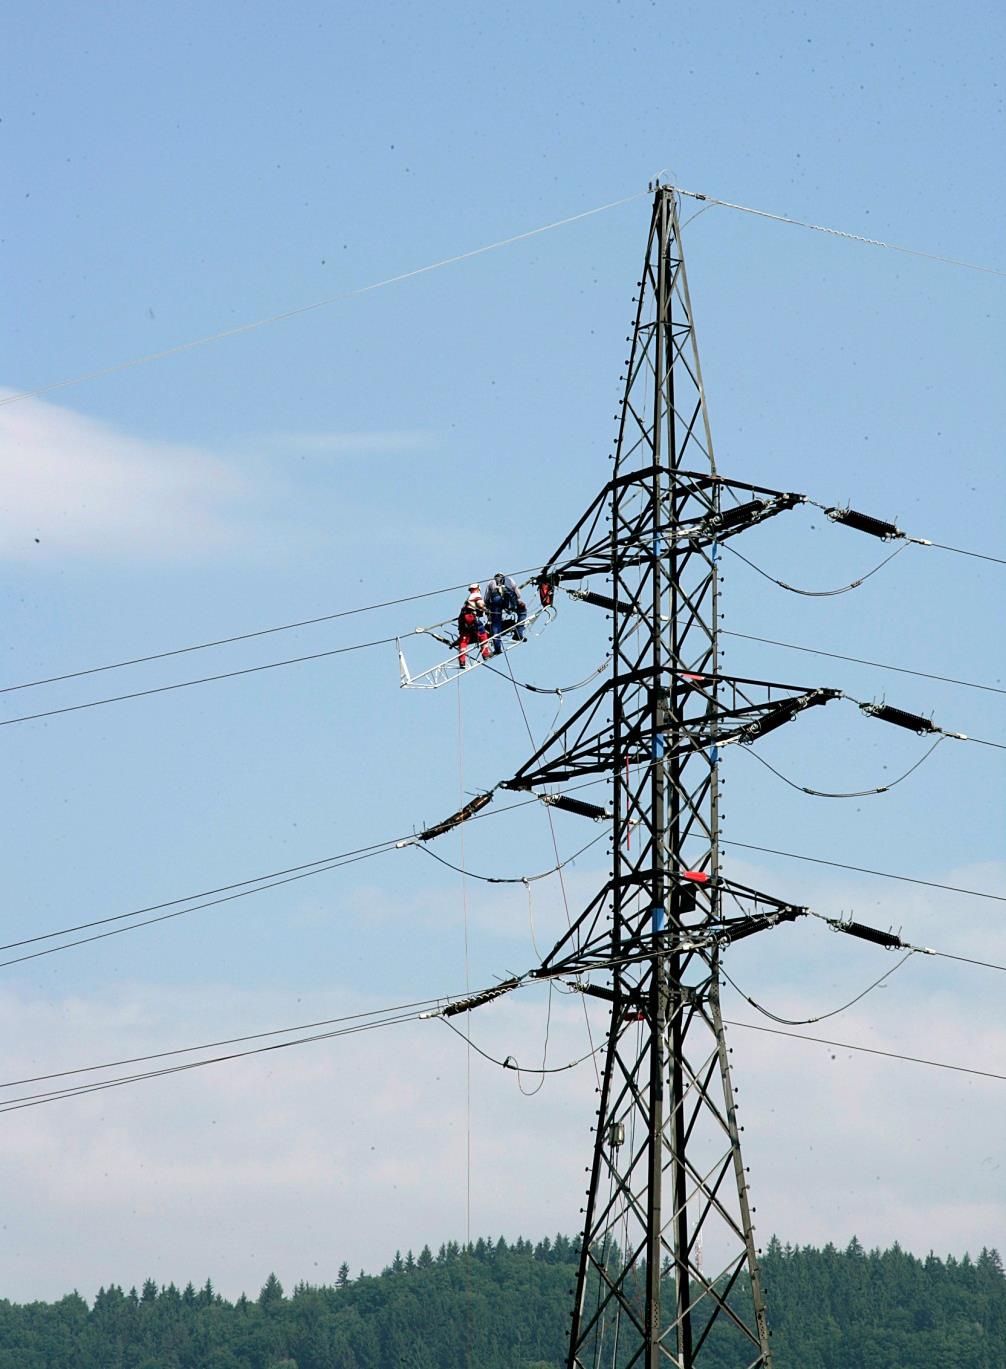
left=501, top=651, right=601, bottom=1087
left=454, top=676, right=474, bottom=1302
left=525, top=879, right=544, bottom=961
left=454, top=676, right=477, bottom=1369
left=516, top=985, right=554, bottom=1097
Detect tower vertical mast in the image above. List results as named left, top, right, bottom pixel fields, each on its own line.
left=564, top=184, right=771, bottom=1368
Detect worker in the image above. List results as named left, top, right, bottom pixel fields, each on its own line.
left=457, top=586, right=491, bottom=668
left=482, top=572, right=527, bottom=654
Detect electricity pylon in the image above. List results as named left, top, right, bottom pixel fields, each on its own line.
left=425, top=179, right=955, bottom=1363
left=502, top=186, right=831, bottom=1368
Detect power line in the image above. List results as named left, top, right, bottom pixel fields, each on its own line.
left=741, top=735, right=946, bottom=799
left=926, top=541, right=1006, bottom=568
left=727, top=529, right=1006, bottom=591
left=22, top=632, right=1000, bottom=755
left=5, top=948, right=1006, bottom=1115
left=0, top=190, right=649, bottom=411
left=1, top=567, right=542, bottom=697
left=843, top=695, right=1004, bottom=754
left=0, top=838, right=401, bottom=953
left=2, top=585, right=479, bottom=696
left=0, top=996, right=455, bottom=1090
left=0, top=1007, right=434, bottom=1115
left=723, top=539, right=908, bottom=597
left=720, top=953, right=916, bottom=1027
left=0, top=845, right=398, bottom=970
left=6, top=538, right=999, bottom=708
left=0, top=634, right=400, bottom=728
left=800, top=495, right=1005, bottom=572
left=722, top=838, right=1006, bottom=903
left=931, top=949, right=1006, bottom=974
left=5, top=179, right=1001, bottom=421
left=0, top=961, right=602, bottom=1114
left=724, top=1018, right=1006, bottom=1085
left=964, top=734, right=1006, bottom=752
left=482, top=654, right=612, bottom=697
left=414, top=829, right=607, bottom=884
left=5, top=756, right=1001, bottom=973
left=0, top=959, right=602, bottom=1113
left=440, top=1013, right=601, bottom=1078
left=721, top=476, right=1003, bottom=576
left=4, top=179, right=1002, bottom=420
left=0, top=786, right=597, bottom=968
left=3, top=893, right=1006, bottom=1113
left=673, top=183, right=1006, bottom=278
left=722, top=630, right=1006, bottom=698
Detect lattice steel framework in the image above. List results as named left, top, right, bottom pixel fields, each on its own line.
left=502, top=187, right=828, bottom=1368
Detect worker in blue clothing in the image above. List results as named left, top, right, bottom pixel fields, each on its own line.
left=482, top=572, right=527, bottom=654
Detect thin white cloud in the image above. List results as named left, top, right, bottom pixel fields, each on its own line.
left=1, top=862, right=1003, bottom=1301
left=0, top=392, right=252, bottom=562
left=0, top=398, right=443, bottom=561
left=0, top=980, right=604, bottom=1299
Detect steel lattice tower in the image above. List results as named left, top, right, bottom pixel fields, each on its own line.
left=425, top=181, right=929, bottom=1365
left=499, top=186, right=833, bottom=1367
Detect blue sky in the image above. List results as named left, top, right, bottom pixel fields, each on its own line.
left=1, top=0, right=1004, bottom=1301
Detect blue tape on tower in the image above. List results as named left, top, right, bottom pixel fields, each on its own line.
left=712, top=540, right=720, bottom=562
left=652, top=906, right=666, bottom=934
left=710, top=745, right=719, bottom=765
left=653, top=733, right=665, bottom=758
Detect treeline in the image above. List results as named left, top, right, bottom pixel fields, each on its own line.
left=0, top=1233, right=1004, bottom=1368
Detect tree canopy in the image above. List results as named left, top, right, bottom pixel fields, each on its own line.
left=0, top=1233, right=1002, bottom=1367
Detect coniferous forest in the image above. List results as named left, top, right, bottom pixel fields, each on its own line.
left=1, top=1235, right=1005, bottom=1369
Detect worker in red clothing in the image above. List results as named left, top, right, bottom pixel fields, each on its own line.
left=457, top=585, right=491, bottom=668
